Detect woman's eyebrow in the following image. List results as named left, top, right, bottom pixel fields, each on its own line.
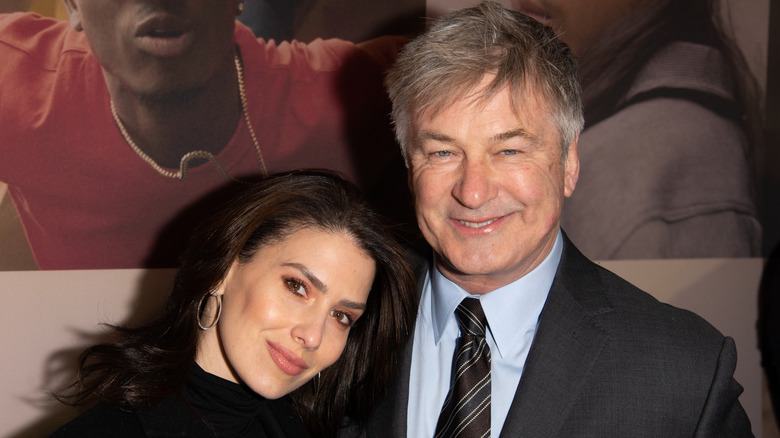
left=282, top=262, right=326, bottom=292
left=282, top=262, right=367, bottom=310
left=338, top=299, right=367, bottom=311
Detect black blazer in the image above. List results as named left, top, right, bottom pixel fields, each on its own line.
left=346, top=234, right=753, bottom=437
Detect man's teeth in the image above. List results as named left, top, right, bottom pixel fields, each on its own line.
left=459, top=218, right=498, bottom=228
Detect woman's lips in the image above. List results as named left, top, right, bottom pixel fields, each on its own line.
left=267, top=341, right=309, bottom=376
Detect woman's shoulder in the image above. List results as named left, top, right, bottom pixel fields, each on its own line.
left=623, top=42, right=736, bottom=106
left=605, top=41, right=743, bottom=148
left=50, top=404, right=144, bottom=437
left=590, top=95, right=746, bottom=160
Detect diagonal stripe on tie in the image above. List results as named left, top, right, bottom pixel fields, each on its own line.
left=435, top=298, right=491, bottom=438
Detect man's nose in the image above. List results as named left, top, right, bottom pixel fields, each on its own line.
left=452, top=158, right=497, bottom=209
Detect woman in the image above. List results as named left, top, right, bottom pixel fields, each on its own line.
left=52, top=170, right=417, bottom=437
left=512, top=0, right=763, bottom=259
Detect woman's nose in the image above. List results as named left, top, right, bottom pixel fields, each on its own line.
left=291, top=311, right=326, bottom=350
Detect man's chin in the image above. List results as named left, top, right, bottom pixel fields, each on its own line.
left=437, top=252, right=499, bottom=277
left=136, top=85, right=203, bottom=105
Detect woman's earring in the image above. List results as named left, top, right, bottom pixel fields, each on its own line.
left=236, top=1, right=245, bottom=15
left=197, top=292, right=222, bottom=330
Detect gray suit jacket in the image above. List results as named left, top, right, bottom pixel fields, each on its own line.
left=345, top=235, right=752, bottom=437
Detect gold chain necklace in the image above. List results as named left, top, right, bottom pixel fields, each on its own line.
left=110, top=54, right=267, bottom=181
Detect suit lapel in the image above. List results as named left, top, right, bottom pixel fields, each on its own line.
left=499, top=235, right=613, bottom=437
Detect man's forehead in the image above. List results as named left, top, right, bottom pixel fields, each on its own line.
left=415, top=77, right=549, bottom=124
left=413, top=84, right=553, bottom=136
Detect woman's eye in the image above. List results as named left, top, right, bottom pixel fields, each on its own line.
left=501, top=149, right=519, bottom=155
left=433, top=150, right=452, bottom=157
left=284, top=278, right=306, bottom=297
left=330, top=310, right=353, bottom=328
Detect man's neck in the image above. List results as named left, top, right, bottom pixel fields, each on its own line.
left=107, top=58, right=241, bottom=169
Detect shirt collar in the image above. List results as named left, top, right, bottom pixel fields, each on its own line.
left=430, top=230, right=563, bottom=357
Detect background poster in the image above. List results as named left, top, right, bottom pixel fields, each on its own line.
left=0, top=0, right=776, bottom=437
left=1, top=0, right=775, bottom=269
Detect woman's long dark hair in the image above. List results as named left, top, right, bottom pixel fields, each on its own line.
left=56, top=169, right=418, bottom=437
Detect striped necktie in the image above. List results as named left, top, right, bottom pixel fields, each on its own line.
left=435, top=298, right=491, bottom=438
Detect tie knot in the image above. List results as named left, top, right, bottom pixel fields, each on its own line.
left=455, top=298, right=487, bottom=338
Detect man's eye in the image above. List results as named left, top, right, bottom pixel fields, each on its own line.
left=501, top=149, right=519, bottom=155
left=284, top=278, right=306, bottom=296
left=330, top=310, right=354, bottom=327
left=433, top=150, right=452, bottom=157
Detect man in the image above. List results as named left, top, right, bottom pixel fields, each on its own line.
left=0, top=0, right=406, bottom=269
left=349, top=2, right=751, bottom=436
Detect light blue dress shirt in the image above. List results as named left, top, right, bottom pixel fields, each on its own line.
left=407, top=230, right=563, bottom=437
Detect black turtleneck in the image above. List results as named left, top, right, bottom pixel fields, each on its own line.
left=50, top=364, right=311, bottom=437
left=182, top=364, right=296, bottom=437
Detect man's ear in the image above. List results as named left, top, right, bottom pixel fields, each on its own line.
left=62, top=0, right=84, bottom=31
left=563, top=135, right=580, bottom=198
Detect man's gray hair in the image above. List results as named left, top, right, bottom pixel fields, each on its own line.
left=385, top=1, right=583, bottom=164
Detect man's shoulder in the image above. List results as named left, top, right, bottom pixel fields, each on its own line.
left=236, top=21, right=403, bottom=75
left=558, top=237, right=724, bottom=347
left=598, top=268, right=727, bottom=366
left=236, top=22, right=353, bottom=73
left=0, top=13, right=89, bottom=70
left=1, top=13, right=68, bottom=49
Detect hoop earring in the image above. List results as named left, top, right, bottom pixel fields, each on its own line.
left=197, top=293, right=222, bottom=331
